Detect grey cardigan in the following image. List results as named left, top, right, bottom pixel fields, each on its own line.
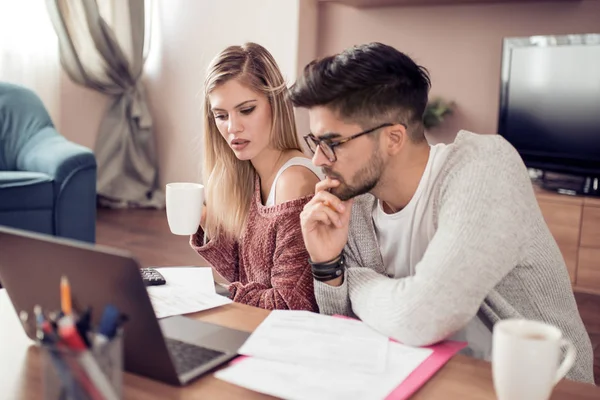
left=314, top=131, right=595, bottom=383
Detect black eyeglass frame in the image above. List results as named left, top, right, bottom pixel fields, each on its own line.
left=303, top=123, right=403, bottom=162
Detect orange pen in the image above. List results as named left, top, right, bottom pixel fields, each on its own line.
left=60, top=275, right=72, bottom=316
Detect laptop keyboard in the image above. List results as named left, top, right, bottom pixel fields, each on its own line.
left=165, top=337, right=227, bottom=376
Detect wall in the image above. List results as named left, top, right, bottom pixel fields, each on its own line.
left=60, top=0, right=317, bottom=186
left=317, top=0, right=600, bottom=143
left=59, top=72, right=108, bottom=149
left=295, top=0, right=320, bottom=138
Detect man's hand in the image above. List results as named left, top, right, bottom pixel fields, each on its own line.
left=300, top=178, right=354, bottom=265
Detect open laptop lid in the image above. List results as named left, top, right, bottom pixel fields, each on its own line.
left=0, top=226, right=180, bottom=385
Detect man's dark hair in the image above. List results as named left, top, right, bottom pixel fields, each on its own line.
left=290, top=42, right=431, bottom=142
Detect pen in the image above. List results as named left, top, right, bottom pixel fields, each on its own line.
left=48, top=311, right=60, bottom=334
left=93, top=305, right=122, bottom=350
left=76, top=307, right=92, bottom=348
left=34, top=305, right=47, bottom=343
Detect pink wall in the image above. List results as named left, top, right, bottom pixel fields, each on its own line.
left=318, top=0, right=600, bottom=143
left=58, top=72, right=108, bottom=150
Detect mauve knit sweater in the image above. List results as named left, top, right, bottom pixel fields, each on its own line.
left=190, top=177, right=317, bottom=312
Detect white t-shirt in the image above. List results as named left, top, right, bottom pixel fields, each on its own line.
left=265, top=157, right=323, bottom=207
left=372, top=143, right=493, bottom=360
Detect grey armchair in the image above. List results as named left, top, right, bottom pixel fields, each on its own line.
left=0, top=82, right=97, bottom=243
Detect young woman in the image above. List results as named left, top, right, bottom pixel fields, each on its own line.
left=190, top=43, right=322, bottom=311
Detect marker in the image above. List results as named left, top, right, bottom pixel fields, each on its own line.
left=61, top=275, right=73, bottom=316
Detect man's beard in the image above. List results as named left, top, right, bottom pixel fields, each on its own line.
left=322, top=152, right=383, bottom=201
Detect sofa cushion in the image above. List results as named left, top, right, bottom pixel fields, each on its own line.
left=0, top=171, right=53, bottom=210
left=0, top=82, right=54, bottom=171
left=0, top=209, right=53, bottom=236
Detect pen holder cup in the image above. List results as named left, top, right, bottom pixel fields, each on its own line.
left=41, top=331, right=123, bottom=400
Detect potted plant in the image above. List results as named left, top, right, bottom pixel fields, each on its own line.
left=423, top=97, right=455, bottom=130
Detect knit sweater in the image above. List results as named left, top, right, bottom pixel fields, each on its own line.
left=191, top=176, right=318, bottom=312
left=314, top=131, right=595, bottom=383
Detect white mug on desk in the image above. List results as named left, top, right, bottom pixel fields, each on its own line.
left=492, top=319, right=576, bottom=400
left=165, top=183, right=204, bottom=235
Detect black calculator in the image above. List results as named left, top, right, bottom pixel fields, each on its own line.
left=140, top=268, right=167, bottom=286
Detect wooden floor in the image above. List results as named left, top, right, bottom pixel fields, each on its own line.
left=96, top=208, right=208, bottom=268
left=97, top=208, right=600, bottom=384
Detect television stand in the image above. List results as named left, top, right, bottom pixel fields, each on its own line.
left=533, top=183, right=600, bottom=295
left=535, top=170, right=600, bottom=197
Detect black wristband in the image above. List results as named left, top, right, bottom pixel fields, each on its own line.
left=308, top=254, right=340, bottom=267
left=309, top=253, right=345, bottom=282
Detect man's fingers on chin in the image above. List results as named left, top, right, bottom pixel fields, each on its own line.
left=316, top=179, right=340, bottom=192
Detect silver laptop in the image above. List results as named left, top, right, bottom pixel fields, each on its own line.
left=0, top=226, right=250, bottom=386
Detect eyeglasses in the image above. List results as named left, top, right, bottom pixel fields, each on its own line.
left=303, top=123, right=396, bottom=162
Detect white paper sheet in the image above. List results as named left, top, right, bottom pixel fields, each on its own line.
left=154, top=267, right=216, bottom=294
left=238, top=310, right=390, bottom=374
left=146, top=267, right=232, bottom=318
left=0, top=289, right=35, bottom=346
left=217, top=341, right=433, bottom=400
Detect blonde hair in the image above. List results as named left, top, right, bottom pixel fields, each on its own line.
left=202, top=42, right=301, bottom=239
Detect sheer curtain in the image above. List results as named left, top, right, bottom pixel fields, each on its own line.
left=46, top=0, right=164, bottom=209
left=0, top=0, right=61, bottom=125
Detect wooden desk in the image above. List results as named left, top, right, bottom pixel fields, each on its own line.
left=1, top=291, right=598, bottom=399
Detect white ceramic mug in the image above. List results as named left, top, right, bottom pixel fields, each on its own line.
left=165, top=182, right=204, bottom=235
left=492, top=319, right=576, bottom=400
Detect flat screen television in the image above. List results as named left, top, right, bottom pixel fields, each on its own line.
left=498, top=33, right=600, bottom=196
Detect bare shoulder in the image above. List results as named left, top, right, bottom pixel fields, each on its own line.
left=275, top=165, right=320, bottom=205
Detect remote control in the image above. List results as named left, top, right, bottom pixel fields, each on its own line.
left=140, top=268, right=167, bottom=286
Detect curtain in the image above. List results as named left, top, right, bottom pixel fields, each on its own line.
left=0, top=0, right=61, bottom=124
left=46, top=0, right=164, bottom=208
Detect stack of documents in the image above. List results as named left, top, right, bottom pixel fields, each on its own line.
left=215, top=310, right=433, bottom=400
left=146, top=267, right=231, bottom=319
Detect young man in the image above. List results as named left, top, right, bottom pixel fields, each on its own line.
left=290, top=42, right=594, bottom=383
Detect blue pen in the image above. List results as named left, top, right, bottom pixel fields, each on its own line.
left=93, top=305, right=122, bottom=350
left=99, top=305, right=120, bottom=339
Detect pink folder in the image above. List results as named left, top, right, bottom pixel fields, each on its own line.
left=333, top=315, right=466, bottom=400
left=384, top=339, right=466, bottom=399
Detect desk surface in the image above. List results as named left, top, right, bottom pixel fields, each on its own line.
left=1, top=290, right=598, bottom=400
